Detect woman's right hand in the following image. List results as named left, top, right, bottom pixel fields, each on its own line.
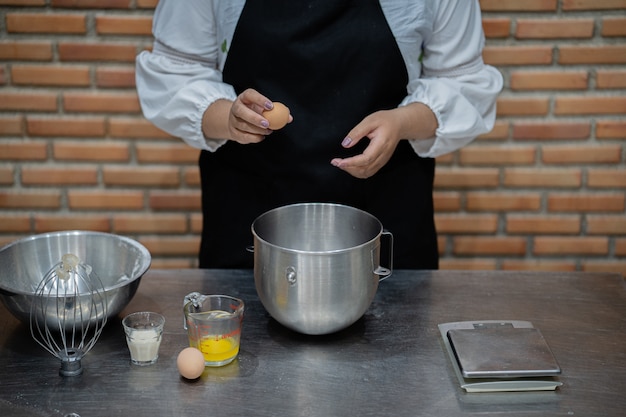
left=228, top=88, right=276, bottom=144
left=203, top=88, right=275, bottom=145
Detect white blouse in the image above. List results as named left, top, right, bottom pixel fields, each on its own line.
left=135, top=0, right=503, bottom=158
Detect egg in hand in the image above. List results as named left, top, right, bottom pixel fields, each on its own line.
left=262, top=102, right=290, bottom=130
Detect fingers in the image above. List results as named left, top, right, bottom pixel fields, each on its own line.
left=331, top=111, right=401, bottom=179
left=331, top=151, right=386, bottom=179
left=228, top=89, right=295, bottom=144
left=235, top=89, right=273, bottom=128
left=229, top=89, right=273, bottom=143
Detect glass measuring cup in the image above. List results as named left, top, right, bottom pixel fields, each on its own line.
left=183, top=293, right=244, bottom=367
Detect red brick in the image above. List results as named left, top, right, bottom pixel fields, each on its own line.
left=150, top=258, right=197, bottom=269
left=184, top=167, right=200, bottom=187
left=434, top=214, right=498, bottom=233
left=479, top=0, right=557, bottom=11
left=0, top=0, right=45, bottom=5
left=596, top=70, right=626, bottom=89
left=0, top=92, right=57, bottom=111
left=516, top=19, right=594, bottom=39
left=27, top=117, right=106, bottom=137
left=139, top=236, right=201, bottom=256
left=59, top=42, right=137, bottom=62
left=533, top=237, right=608, bottom=255
left=582, top=261, right=626, bottom=277
left=483, top=46, right=553, bottom=66
left=137, top=0, right=159, bottom=8
left=616, top=239, right=626, bottom=256
left=466, top=192, right=541, bottom=211
left=96, top=66, right=136, bottom=88
left=438, top=236, right=448, bottom=255
left=109, top=117, right=173, bottom=139
left=548, top=193, right=625, bottom=212
left=0, top=66, right=5, bottom=85
left=602, top=17, right=626, bottom=36
left=0, top=41, right=53, bottom=61
left=34, top=215, right=111, bottom=233
left=587, top=169, right=626, bottom=188
left=435, top=153, right=454, bottom=165
left=0, top=191, right=61, bottom=209
left=63, top=92, right=141, bottom=113
left=103, top=166, right=180, bottom=187
left=453, top=236, right=527, bottom=255
left=0, top=237, right=20, bottom=247
left=51, top=0, right=132, bottom=8
left=6, top=13, right=86, bottom=34
left=501, top=260, right=577, bottom=272
left=149, top=191, right=202, bottom=211
left=11, top=65, right=90, bottom=87
left=96, top=16, right=152, bottom=36
left=513, top=122, right=591, bottom=140
left=559, top=45, right=626, bottom=65
left=510, top=71, right=588, bottom=90
left=596, top=120, right=626, bottom=138
left=0, top=116, right=23, bottom=136
left=434, top=168, right=500, bottom=189
left=68, top=190, right=144, bottom=210
left=482, top=18, right=510, bottom=38
left=0, top=215, right=31, bottom=233
left=113, top=214, right=188, bottom=234
left=190, top=213, right=202, bottom=233
left=22, top=167, right=98, bottom=185
left=136, top=143, right=201, bottom=164
left=497, top=97, right=550, bottom=116
left=506, top=215, right=581, bottom=234
left=439, top=259, right=497, bottom=271
left=554, top=96, right=626, bottom=115
left=477, top=121, right=509, bottom=141
left=0, top=142, right=47, bottom=160
left=503, top=168, right=582, bottom=188
left=587, top=215, right=626, bottom=235
left=0, top=167, right=13, bottom=184
left=542, top=144, right=622, bottom=164
left=53, top=141, right=129, bottom=162
left=433, top=192, right=462, bottom=212
left=562, top=0, right=626, bottom=10
left=459, top=145, right=535, bottom=165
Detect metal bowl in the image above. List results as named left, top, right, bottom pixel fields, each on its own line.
left=252, top=203, right=392, bottom=335
left=0, top=231, right=151, bottom=328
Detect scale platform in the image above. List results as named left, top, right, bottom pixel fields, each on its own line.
left=438, top=320, right=562, bottom=393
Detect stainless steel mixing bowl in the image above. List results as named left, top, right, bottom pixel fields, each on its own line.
left=0, top=231, right=151, bottom=328
left=252, top=203, right=393, bottom=335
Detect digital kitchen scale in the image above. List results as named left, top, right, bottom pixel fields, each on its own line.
left=438, top=320, right=562, bottom=392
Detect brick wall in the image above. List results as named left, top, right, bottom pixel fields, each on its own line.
left=0, top=0, right=625, bottom=275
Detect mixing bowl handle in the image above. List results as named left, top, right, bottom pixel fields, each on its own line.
left=374, top=230, right=393, bottom=281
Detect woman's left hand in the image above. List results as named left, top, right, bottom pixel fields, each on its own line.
left=331, top=103, right=438, bottom=179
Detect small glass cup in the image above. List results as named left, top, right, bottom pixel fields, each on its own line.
left=183, top=293, right=244, bottom=367
left=122, top=311, right=165, bottom=366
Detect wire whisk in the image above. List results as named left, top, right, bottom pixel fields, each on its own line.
left=30, top=253, right=108, bottom=376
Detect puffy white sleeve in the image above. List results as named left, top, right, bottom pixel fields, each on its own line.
left=402, top=0, right=503, bottom=158
left=135, top=0, right=237, bottom=151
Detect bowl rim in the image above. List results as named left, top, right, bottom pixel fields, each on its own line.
left=0, top=230, right=151, bottom=295
left=250, top=202, right=384, bottom=254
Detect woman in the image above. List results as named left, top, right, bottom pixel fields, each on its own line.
left=136, top=0, right=502, bottom=269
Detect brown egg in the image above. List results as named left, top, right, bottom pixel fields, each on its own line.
left=176, top=347, right=205, bottom=380
left=262, top=102, right=290, bottom=130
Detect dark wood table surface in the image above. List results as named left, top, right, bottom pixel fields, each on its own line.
left=1, top=269, right=625, bottom=417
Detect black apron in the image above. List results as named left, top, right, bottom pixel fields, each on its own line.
left=199, top=0, right=438, bottom=269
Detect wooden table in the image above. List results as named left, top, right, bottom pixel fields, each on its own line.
left=1, top=269, right=625, bottom=416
